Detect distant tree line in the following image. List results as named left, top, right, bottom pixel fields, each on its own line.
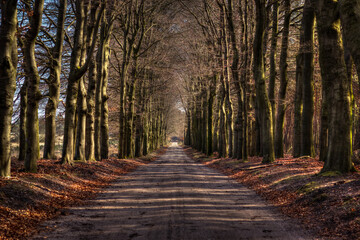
left=181, top=0, right=360, bottom=174
left=0, top=0, right=174, bottom=177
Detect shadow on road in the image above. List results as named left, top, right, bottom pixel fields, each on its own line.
left=33, top=145, right=312, bottom=240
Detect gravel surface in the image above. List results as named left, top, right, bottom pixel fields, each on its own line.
left=32, top=143, right=312, bottom=240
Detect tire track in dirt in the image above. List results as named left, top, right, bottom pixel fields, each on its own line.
left=32, top=144, right=312, bottom=240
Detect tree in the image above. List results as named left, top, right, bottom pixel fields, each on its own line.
left=74, top=1, right=102, bottom=161
left=274, top=0, right=290, bottom=158
left=0, top=0, right=18, bottom=177
left=315, top=0, right=354, bottom=173
left=225, top=0, right=245, bottom=160
left=117, top=0, right=136, bottom=159
left=253, top=0, right=275, bottom=163
left=268, top=0, right=278, bottom=138
left=24, top=0, right=45, bottom=172
left=339, top=0, right=360, bottom=80
left=301, top=0, right=315, bottom=158
left=62, top=0, right=104, bottom=164
left=43, top=0, right=68, bottom=160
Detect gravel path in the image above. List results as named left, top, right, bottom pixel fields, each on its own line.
left=32, top=144, right=312, bottom=240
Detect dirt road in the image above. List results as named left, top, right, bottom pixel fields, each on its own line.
left=33, top=144, right=312, bottom=240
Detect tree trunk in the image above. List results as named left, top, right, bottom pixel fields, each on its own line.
left=143, top=89, right=150, bottom=156
left=100, top=37, right=111, bottom=160
left=319, top=81, right=329, bottom=162
left=135, top=80, right=145, bottom=157
left=221, top=4, right=233, bottom=158
left=118, top=2, right=136, bottom=159
left=19, top=81, right=27, bottom=161
left=202, top=89, right=208, bottom=154
left=301, top=0, right=315, bottom=157
left=86, top=59, right=96, bottom=161
left=0, top=0, right=18, bottom=177
left=95, top=42, right=103, bottom=161
left=344, top=48, right=355, bottom=155
left=74, top=76, right=87, bottom=160
left=268, top=0, right=278, bottom=136
left=43, top=0, right=67, bottom=160
left=95, top=7, right=114, bottom=160
left=253, top=0, right=275, bottom=163
left=339, top=0, right=360, bottom=80
left=340, top=0, right=360, bottom=152
left=62, top=0, right=103, bottom=164
left=218, top=78, right=227, bottom=158
left=226, top=0, right=244, bottom=160
left=240, top=0, right=250, bottom=161
left=293, top=53, right=303, bottom=157
left=316, top=0, right=354, bottom=173
left=274, top=0, right=290, bottom=158
left=24, top=0, right=45, bottom=173
left=75, top=2, right=98, bottom=161
left=207, top=75, right=216, bottom=155
left=63, top=0, right=85, bottom=164
left=126, top=65, right=137, bottom=158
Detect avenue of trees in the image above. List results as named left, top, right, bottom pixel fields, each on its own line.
left=0, top=0, right=176, bottom=177
left=1, top=0, right=360, bottom=177
left=180, top=0, right=360, bottom=174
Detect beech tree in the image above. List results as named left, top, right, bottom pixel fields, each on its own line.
left=339, top=0, right=360, bottom=80
left=253, top=0, right=275, bottom=163
left=274, top=0, right=290, bottom=158
left=315, top=0, right=354, bottom=173
left=268, top=0, right=278, bottom=138
left=1, top=0, right=360, bottom=178
left=301, top=0, right=316, bottom=158
left=0, top=0, right=18, bottom=177
left=62, top=0, right=104, bottom=164
left=43, top=0, right=68, bottom=160
left=23, top=0, right=45, bottom=172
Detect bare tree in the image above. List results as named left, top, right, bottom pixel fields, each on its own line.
left=0, top=0, right=18, bottom=177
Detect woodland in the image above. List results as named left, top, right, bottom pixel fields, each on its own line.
left=1, top=0, right=360, bottom=239
left=0, top=0, right=359, bottom=172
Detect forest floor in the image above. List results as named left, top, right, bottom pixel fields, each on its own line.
left=0, top=148, right=167, bottom=240
left=184, top=146, right=360, bottom=240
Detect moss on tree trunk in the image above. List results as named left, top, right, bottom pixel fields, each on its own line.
left=0, top=0, right=18, bottom=177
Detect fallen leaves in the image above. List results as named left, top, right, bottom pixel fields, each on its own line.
left=0, top=147, right=166, bottom=240
left=184, top=146, right=360, bottom=240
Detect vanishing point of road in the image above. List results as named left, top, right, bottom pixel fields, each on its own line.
left=33, top=143, right=312, bottom=240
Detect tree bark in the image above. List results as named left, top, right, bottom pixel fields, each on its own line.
left=253, top=0, right=275, bottom=163
left=19, top=81, right=27, bottom=161
left=86, top=59, right=96, bottom=161
left=339, top=0, right=360, bottom=81
left=226, top=0, right=244, bottom=160
left=274, top=0, right=290, bottom=158
left=100, top=20, right=113, bottom=160
left=315, top=0, right=354, bottom=173
left=75, top=2, right=96, bottom=161
left=0, top=0, right=18, bottom=177
left=268, top=0, right=278, bottom=137
left=207, top=75, right=216, bottom=156
left=74, top=75, right=87, bottom=160
left=95, top=41, right=103, bottom=161
left=241, top=0, right=250, bottom=161
left=62, top=0, right=104, bottom=164
left=24, top=0, right=45, bottom=173
left=118, top=3, right=134, bottom=158
left=301, top=0, right=315, bottom=157
left=43, top=0, right=67, bottom=160
left=293, top=53, right=303, bottom=158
